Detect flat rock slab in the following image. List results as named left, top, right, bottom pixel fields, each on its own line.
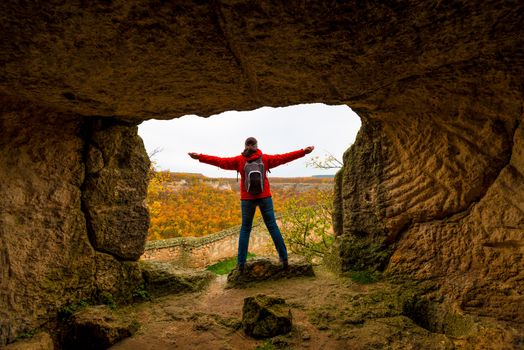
left=227, top=258, right=314, bottom=288
left=140, top=260, right=215, bottom=297
left=242, top=294, right=293, bottom=338
left=63, top=305, right=139, bottom=350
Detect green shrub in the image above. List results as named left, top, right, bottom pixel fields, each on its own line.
left=279, top=189, right=334, bottom=263
left=132, top=286, right=150, bottom=301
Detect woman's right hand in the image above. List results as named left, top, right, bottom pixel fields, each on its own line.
left=188, top=152, right=200, bottom=160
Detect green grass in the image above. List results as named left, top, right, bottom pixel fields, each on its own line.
left=206, top=253, right=256, bottom=275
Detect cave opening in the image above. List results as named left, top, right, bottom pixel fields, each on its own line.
left=137, top=103, right=361, bottom=267
left=138, top=103, right=361, bottom=178
left=1, top=0, right=522, bottom=346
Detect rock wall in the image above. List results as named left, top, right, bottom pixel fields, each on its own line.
left=333, top=77, right=523, bottom=322
left=1, top=0, right=523, bottom=344
left=0, top=97, right=94, bottom=344
left=0, top=96, right=148, bottom=344
left=83, top=118, right=150, bottom=260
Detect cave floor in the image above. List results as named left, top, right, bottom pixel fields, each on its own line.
left=110, top=267, right=521, bottom=350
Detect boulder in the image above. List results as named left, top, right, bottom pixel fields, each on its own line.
left=63, top=305, right=139, bottom=350
left=140, top=260, right=215, bottom=297
left=226, top=258, right=314, bottom=288
left=4, top=332, right=54, bottom=350
left=242, top=294, right=292, bottom=338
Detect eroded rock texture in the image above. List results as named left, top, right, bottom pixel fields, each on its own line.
left=1, top=0, right=523, bottom=345
left=0, top=97, right=95, bottom=344
left=83, top=118, right=150, bottom=260
left=0, top=97, right=148, bottom=344
left=334, top=91, right=523, bottom=323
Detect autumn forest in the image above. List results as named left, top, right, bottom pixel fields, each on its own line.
left=146, top=170, right=334, bottom=241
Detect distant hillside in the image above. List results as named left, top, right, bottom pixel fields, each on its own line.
left=147, top=171, right=333, bottom=240
left=312, top=174, right=336, bottom=178
left=152, top=171, right=333, bottom=193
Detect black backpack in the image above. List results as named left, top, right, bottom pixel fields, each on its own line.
left=244, top=156, right=265, bottom=194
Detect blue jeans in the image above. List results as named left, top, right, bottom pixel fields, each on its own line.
left=238, top=197, right=288, bottom=265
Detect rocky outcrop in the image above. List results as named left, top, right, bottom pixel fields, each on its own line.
left=1, top=1, right=521, bottom=122
left=4, top=332, right=55, bottom=350
left=140, top=261, right=215, bottom=297
left=333, top=77, right=523, bottom=322
left=0, top=98, right=96, bottom=345
left=1, top=0, right=523, bottom=345
left=0, top=97, right=149, bottom=345
left=62, top=305, right=139, bottom=350
left=242, top=294, right=293, bottom=339
left=83, top=118, right=150, bottom=260
left=226, top=258, right=315, bottom=288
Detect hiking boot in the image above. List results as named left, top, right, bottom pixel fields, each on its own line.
left=281, top=259, right=289, bottom=270
left=237, top=263, right=246, bottom=274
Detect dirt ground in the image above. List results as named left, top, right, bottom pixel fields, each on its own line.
left=110, top=267, right=522, bottom=350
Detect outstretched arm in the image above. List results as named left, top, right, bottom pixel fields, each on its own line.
left=266, top=146, right=314, bottom=169
left=188, top=152, right=239, bottom=171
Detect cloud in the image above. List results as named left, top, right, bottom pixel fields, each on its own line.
left=138, top=103, right=361, bottom=178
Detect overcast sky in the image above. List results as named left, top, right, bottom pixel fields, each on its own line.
left=138, top=103, right=361, bottom=178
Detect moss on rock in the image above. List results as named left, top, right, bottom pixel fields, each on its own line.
left=139, top=260, right=215, bottom=297
left=338, top=236, right=392, bottom=272
left=242, top=294, right=292, bottom=339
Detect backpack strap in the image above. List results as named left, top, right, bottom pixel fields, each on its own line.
left=256, top=156, right=270, bottom=173
left=264, top=156, right=270, bottom=174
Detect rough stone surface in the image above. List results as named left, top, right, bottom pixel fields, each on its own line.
left=94, top=252, right=144, bottom=305
left=4, top=332, right=54, bottom=350
left=242, top=294, right=292, bottom=339
left=0, top=1, right=521, bottom=121
left=333, top=92, right=524, bottom=323
left=0, top=96, right=150, bottom=345
left=226, top=258, right=315, bottom=288
left=1, top=0, right=523, bottom=344
left=82, top=118, right=150, bottom=261
left=63, top=305, right=139, bottom=350
left=140, top=260, right=215, bottom=298
left=0, top=97, right=96, bottom=345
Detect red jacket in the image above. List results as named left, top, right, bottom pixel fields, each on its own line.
left=198, top=149, right=306, bottom=200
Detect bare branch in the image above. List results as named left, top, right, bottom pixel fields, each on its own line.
left=305, top=150, right=345, bottom=169
left=148, top=147, right=163, bottom=159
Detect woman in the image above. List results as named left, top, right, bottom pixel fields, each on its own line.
left=189, top=137, right=314, bottom=271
